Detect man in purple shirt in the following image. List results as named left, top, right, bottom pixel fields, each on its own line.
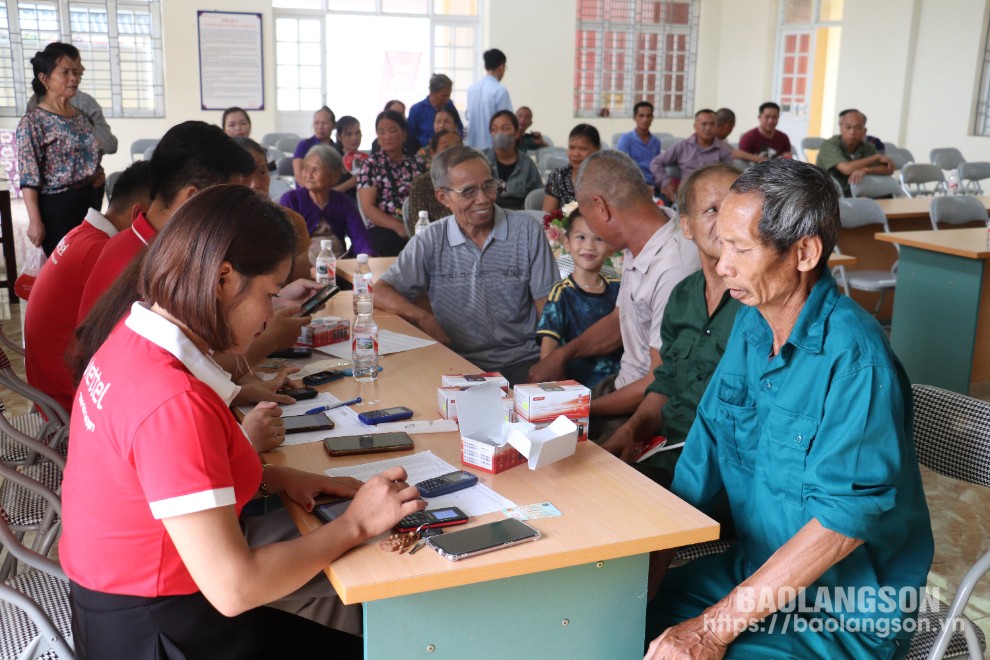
left=649, top=109, right=732, bottom=204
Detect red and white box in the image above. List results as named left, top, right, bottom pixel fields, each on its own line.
left=438, top=386, right=513, bottom=421
left=441, top=372, right=509, bottom=393
left=298, top=317, right=349, bottom=348
left=514, top=380, right=590, bottom=419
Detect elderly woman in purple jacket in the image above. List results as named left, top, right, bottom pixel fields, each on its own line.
left=280, top=144, right=375, bottom=259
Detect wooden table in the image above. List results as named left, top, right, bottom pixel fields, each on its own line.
left=874, top=196, right=990, bottom=221
left=827, top=253, right=857, bottom=267
left=876, top=227, right=990, bottom=393
left=335, top=257, right=396, bottom=285
left=266, top=292, right=719, bottom=658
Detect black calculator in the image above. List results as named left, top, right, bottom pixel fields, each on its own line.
left=415, top=471, right=479, bottom=497
left=395, top=506, right=469, bottom=532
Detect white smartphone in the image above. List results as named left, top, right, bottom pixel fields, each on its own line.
left=428, top=518, right=540, bottom=561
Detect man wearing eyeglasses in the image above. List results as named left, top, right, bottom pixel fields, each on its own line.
left=374, top=146, right=560, bottom=386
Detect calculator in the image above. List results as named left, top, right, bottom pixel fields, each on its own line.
left=395, top=506, right=469, bottom=532
left=415, top=470, right=479, bottom=497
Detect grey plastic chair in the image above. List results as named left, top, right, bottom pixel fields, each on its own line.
left=104, top=171, right=122, bottom=201
left=276, top=136, right=301, bottom=154
left=0, top=453, right=73, bottom=659
left=883, top=141, right=898, bottom=153
left=907, top=384, right=990, bottom=660
left=901, top=164, right=946, bottom=197
left=800, top=136, right=825, bottom=162
left=268, top=177, right=292, bottom=203
left=887, top=148, right=915, bottom=171
left=835, top=199, right=897, bottom=316
left=260, top=132, right=300, bottom=148
left=524, top=188, right=545, bottom=211
left=276, top=156, right=295, bottom=178
left=265, top=147, right=284, bottom=167
left=850, top=175, right=906, bottom=199
left=958, top=161, right=990, bottom=194
left=930, top=148, right=965, bottom=171
left=129, top=138, right=158, bottom=161
left=610, top=132, right=623, bottom=148
left=929, top=195, right=989, bottom=230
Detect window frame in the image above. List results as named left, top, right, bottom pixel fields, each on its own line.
left=0, top=0, right=164, bottom=118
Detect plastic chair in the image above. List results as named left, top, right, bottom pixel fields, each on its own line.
left=929, top=196, right=989, bottom=230
left=906, top=384, right=990, bottom=660
left=142, top=145, right=156, bottom=161
left=261, top=132, right=300, bottom=148
left=887, top=148, right=915, bottom=171
left=129, top=138, right=158, bottom=161
left=268, top=177, right=292, bottom=203
left=276, top=156, right=295, bottom=178
left=834, top=199, right=897, bottom=316
left=610, top=132, right=624, bottom=148
left=800, top=136, right=825, bottom=162
left=538, top=149, right=569, bottom=176
left=276, top=137, right=301, bottom=154
left=958, top=161, right=990, bottom=194
left=850, top=175, right=907, bottom=199
left=901, top=164, right=946, bottom=197
left=0, top=457, right=73, bottom=659
left=883, top=141, right=898, bottom=153
left=265, top=147, right=284, bottom=167
left=930, top=148, right=965, bottom=171
left=104, top=171, right=122, bottom=200
left=524, top=189, right=545, bottom=211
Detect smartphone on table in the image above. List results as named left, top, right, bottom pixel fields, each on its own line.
left=313, top=498, right=351, bottom=524
left=429, top=518, right=540, bottom=561
left=278, top=386, right=318, bottom=401
left=302, top=370, right=345, bottom=387
left=323, top=432, right=414, bottom=457
left=357, top=406, right=414, bottom=425
left=283, top=413, right=334, bottom=434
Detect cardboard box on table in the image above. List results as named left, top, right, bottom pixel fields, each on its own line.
left=458, top=383, right=578, bottom=474
left=437, top=386, right=513, bottom=421
left=441, top=372, right=510, bottom=392
left=513, top=380, right=591, bottom=442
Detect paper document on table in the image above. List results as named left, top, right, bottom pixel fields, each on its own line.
left=325, top=451, right=515, bottom=516
left=316, top=330, right=436, bottom=359
left=238, top=393, right=376, bottom=446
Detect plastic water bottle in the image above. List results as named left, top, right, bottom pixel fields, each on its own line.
left=352, top=253, right=373, bottom=315
left=351, top=300, right=379, bottom=382
left=415, top=210, right=430, bottom=236
left=947, top=170, right=960, bottom=195
left=315, top=239, right=336, bottom=286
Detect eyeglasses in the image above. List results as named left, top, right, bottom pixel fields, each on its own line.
left=440, top=179, right=502, bottom=199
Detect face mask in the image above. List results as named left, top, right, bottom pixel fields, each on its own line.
left=492, top=133, right=515, bottom=150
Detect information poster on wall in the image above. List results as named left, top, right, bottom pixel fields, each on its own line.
left=197, top=11, right=264, bottom=110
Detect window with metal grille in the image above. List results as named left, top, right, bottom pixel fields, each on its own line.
left=0, top=0, right=163, bottom=118
left=574, top=0, right=699, bottom=118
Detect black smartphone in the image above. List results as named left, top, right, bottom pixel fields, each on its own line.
left=323, top=432, right=414, bottom=457
left=279, top=386, right=318, bottom=401
left=313, top=498, right=351, bottom=523
left=429, top=518, right=540, bottom=561
left=298, top=284, right=341, bottom=316
left=268, top=347, right=312, bottom=359
left=395, top=506, right=469, bottom=533
left=283, top=413, right=334, bottom=434
left=302, top=370, right=345, bottom=387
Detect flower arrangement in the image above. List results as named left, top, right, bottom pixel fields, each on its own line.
left=542, top=201, right=579, bottom=257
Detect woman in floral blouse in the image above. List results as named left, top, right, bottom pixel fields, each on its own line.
left=356, top=110, right=426, bottom=256
left=17, top=44, right=102, bottom=255
left=542, top=124, right=601, bottom=213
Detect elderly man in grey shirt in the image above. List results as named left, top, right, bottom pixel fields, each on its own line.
left=375, top=145, right=559, bottom=385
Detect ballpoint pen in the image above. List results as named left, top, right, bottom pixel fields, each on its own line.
left=305, top=397, right=362, bottom=415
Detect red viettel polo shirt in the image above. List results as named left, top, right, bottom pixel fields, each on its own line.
left=61, top=302, right=259, bottom=596
left=76, top=211, right=157, bottom=323
left=25, top=209, right=117, bottom=412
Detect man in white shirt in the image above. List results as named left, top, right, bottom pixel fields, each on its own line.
left=466, top=49, right=512, bottom=149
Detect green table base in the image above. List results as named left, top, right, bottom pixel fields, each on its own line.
left=364, top=554, right=647, bottom=659
left=889, top=245, right=985, bottom=393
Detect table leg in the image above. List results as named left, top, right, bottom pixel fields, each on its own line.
left=889, top=245, right=985, bottom=393
left=364, top=555, right=647, bottom=659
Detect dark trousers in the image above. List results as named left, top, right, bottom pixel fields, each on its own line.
left=367, top=226, right=408, bottom=257
left=38, top=187, right=94, bottom=256
left=70, top=582, right=362, bottom=659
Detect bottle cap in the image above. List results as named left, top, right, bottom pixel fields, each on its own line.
left=357, top=253, right=369, bottom=263
left=320, top=239, right=333, bottom=249
left=357, top=300, right=373, bottom=314
left=418, top=210, right=429, bottom=220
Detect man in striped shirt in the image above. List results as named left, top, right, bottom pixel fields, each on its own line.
left=374, top=146, right=560, bottom=386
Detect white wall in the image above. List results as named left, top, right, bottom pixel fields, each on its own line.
left=4, top=0, right=990, bottom=178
